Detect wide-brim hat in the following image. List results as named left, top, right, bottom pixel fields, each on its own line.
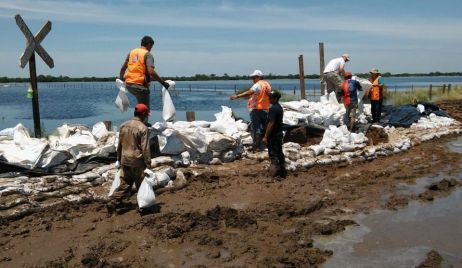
left=370, top=68, right=380, bottom=74
left=342, top=53, right=350, bottom=61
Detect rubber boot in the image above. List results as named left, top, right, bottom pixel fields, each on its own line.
left=254, top=134, right=263, bottom=152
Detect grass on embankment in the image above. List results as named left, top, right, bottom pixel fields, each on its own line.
left=385, top=85, right=462, bottom=105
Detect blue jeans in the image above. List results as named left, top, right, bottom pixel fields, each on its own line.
left=250, top=109, right=268, bottom=134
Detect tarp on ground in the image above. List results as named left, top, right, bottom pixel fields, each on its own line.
left=380, top=102, right=450, bottom=127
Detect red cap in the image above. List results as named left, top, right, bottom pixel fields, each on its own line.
left=135, top=103, right=149, bottom=114
left=344, top=71, right=352, bottom=78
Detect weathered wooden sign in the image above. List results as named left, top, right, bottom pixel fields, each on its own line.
left=15, top=14, right=54, bottom=138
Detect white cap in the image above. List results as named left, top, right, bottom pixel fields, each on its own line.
left=249, top=69, right=263, bottom=77
left=342, top=53, right=350, bottom=61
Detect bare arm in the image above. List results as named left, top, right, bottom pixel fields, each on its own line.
left=119, top=55, right=129, bottom=80
left=230, top=89, right=254, bottom=100
left=148, top=66, right=169, bottom=89
left=262, top=120, right=274, bottom=145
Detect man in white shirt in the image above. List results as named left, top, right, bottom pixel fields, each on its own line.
left=322, top=54, right=350, bottom=101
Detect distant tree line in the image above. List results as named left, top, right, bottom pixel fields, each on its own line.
left=1, top=72, right=462, bottom=83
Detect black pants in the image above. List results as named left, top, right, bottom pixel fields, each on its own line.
left=268, top=132, right=286, bottom=177
left=371, top=99, right=382, bottom=123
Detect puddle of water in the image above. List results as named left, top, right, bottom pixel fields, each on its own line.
left=447, top=135, right=462, bottom=153
left=315, top=187, right=462, bottom=268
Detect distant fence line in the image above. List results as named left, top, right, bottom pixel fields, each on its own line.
left=1, top=82, right=460, bottom=101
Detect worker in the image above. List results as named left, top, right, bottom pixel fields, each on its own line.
left=262, top=90, right=286, bottom=179
left=341, top=72, right=362, bottom=131
left=119, top=35, right=171, bottom=114
left=322, top=54, right=350, bottom=102
left=107, top=103, right=151, bottom=216
left=230, top=70, right=271, bottom=151
left=368, top=68, right=385, bottom=123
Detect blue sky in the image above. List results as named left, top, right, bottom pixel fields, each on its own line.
left=0, top=0, right=461, bottom=77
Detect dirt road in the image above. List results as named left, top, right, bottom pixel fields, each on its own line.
left=0, top=101, right=461, bottom=267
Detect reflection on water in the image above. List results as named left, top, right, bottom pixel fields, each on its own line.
left=316, top=188, right=462, bottom=268
left=315, top=141, right=462, bottom=268
left=447, top=135, right=462, bottom=153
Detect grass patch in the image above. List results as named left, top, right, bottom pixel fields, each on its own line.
left=386, top=84, right=462, bottom=105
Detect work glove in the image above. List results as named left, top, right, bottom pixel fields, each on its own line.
left=163, top=80, right=176, bottom=90
left=115, top=161, right=120, bottom=169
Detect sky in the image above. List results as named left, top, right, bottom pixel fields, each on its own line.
left=0, top=0, right=461, bottom=78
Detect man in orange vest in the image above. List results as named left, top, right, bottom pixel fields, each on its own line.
left=119, top=36, right=170, bottom=113
left=230, top=70, right=271, bottom=150
left=368, top=68, right=385, bottom=123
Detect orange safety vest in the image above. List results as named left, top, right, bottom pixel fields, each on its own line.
left=124, top=47, right=149, bottom=86
left=369, top=77, right=381, bottom=101
left=248, top=80, right=271, bottom=110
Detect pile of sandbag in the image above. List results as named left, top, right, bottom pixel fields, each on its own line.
left=0, top=123, right=117, bottom=170
left=150, top=106, right=248, bottom=164
left=281, top=91, right=372, bottom=127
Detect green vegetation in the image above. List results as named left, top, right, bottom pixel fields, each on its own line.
left=1, top=71, right=462, bottom=83
left=386, top=85, right=462, bottom=105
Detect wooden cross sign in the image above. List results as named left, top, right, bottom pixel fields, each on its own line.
left=15, top=14, right=54, bottom=138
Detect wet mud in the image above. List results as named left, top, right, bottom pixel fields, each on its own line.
left=0, top=100, right=461, bottom=267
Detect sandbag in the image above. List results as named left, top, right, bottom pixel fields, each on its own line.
left=108, top=169, right=121, bottom=197
left=137, top=174, right=156, bottom=209
left=162, top=80, right=176, bottom=122
left=136, top=169, right=157, bottom=208
left=115, top=79, right=130, bottom=112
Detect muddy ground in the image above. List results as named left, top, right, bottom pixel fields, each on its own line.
left=0, top=101, right=461, bottom=267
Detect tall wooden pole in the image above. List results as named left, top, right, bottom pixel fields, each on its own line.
left=298, top=55, right=306, bottom=100
left=29, top=53, right=41, bottom=137
left=319, top=42, right=325, bottom=95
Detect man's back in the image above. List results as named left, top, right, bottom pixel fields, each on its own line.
left=323, top=57, right=345, bottom=73
left=118, top=117, right=150, bottom=167
left=268, top=102, right=283, bottom=136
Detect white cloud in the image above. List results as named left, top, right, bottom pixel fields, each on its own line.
left=1, top=0, right=461, bottom=42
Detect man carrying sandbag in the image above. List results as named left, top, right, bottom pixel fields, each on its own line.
left=341, top=72, right=362, bottom=131
left=119, top=36, right=171, bottom=112
left=107, top=104, right=151, bottom=216
left=322, top=54, right=350, bottom=102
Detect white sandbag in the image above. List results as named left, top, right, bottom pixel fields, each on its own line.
left=0, top=124, right=49, bottom=168
left=158, top=129, right=187, bottom=155
left=108, top=169, right=121, bottom=197
left=162, top=83, right=176, bottom=122
left=137, top=174, right=156, bottom=209
left=91, top=122, right=109, bottom=140
left=115, top=79, right=130, bottom=112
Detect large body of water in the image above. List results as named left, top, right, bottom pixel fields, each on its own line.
left=1, top=76, right=461, bottom=133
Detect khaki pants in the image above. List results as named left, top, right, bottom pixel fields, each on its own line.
left=110, top=165, right=145, bottom=203
left=324, top=72, right=344, bottom=102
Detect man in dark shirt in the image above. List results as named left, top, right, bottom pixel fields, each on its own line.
left=262, top=91, right=286, bottom=179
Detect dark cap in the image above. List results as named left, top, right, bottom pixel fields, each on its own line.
left=269, top=90, right=281, bottom=99
left=135, top=103, right=149, bottom=114
left=344, top=71, right=352, bottom=79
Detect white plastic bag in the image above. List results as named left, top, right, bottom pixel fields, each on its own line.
left=162, top=80, right=176, bottom=122
left=137, top=174, right=156, bottom=209
left=108, top=169, right=121, bottom=197
left=115, top=79, right=130, bottom=112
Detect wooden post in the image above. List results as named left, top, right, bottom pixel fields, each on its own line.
left=186, top=111, right=195, bottom=122
left=442, top=84, right=446, bottom=94
left=319, top=42, right=325, bottom=95
left=28, top=53, right=41, bottom=137
left=298, top=55, right=306, bottom=100
left=448, top=84, right=451, bottom=95
left=428, top=84, right=432, bottom=100
left=103, top=121, right=112, bottom=131
left=15, top=14, right=54, bottom=138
